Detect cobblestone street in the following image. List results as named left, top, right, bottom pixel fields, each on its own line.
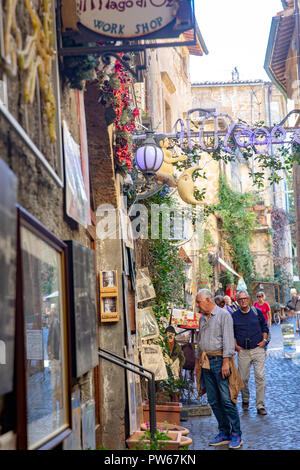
left=183, top=323, right=300, bottom=450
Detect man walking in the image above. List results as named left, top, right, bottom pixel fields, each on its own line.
left=232, top=290, right=269, bottom=415
left=194, top=289, right=244, bottom=449
left=287, top=288, right=300, bottom=332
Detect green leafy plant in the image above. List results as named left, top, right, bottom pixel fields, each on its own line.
left=61, top=37, right=98, bottom=90
left=135, top=425, right=172, bottom=450
left=144, top=190, right=187, bottom=332
left=156, top=375, right=189, bottom=401
left=209, top=178, right=258, bottom=289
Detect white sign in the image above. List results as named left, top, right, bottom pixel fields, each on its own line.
left=77, top=0, right=176, bottom=39
left=26, top=330, right=43, bottom=360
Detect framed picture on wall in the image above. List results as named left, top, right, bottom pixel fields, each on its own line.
left=99, top=270, right=118, bottom=292
left=100, top=293, right=119, bottom=323
left=16, top=206, right=72, bottom=450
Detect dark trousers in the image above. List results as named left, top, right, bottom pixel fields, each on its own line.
left=202, top=357, right=241, bottom=436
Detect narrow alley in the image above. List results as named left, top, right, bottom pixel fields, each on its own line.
left=184, top=323, right=300, bottom=451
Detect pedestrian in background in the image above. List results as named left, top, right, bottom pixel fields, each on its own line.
left=232, top=290, right=269, bottom=415
left=214, top=295, right=226, bottom=309
left=224, top=295, right=235, bottom=314
left=195, top=289, right=244, bottom=449
left=254, top=291, right=271, bottom=327
left=287, top=288, right=300, bottom=332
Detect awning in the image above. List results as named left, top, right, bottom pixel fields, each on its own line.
left=264, top=8, right=295, bottom=97
left=218, top=257, right=241, bottom=278
left=183, top=21, right=209, bottom=57
left=179, top=247, right=192, bottom=264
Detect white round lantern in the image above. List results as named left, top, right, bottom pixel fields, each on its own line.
left=135, top=132, right=164, bottom=173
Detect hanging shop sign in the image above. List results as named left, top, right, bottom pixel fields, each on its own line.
left=62, top=0, right=192, bottom=39
left=170, top=108, right=300, bottom=156
left=61, top=0, right=194, bottom=40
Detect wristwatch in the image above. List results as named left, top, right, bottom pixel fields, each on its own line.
left=263, top=338, right=267, bottom=343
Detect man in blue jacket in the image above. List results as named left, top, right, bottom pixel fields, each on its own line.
left=232, top=290, right=269, bottom=415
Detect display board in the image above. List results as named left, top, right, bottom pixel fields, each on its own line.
left=0, top=158, right=17, bottom=395
left=281, top=323, right=297, bottom=358
left=66, top=241, right=98, bottom=377
left=171, top=308, right=200, bottom=329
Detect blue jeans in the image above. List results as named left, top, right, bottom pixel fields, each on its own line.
left=202, top=357, right=241, bottom=436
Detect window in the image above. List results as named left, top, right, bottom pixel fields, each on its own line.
left=18, top=208, right=71, bottom=449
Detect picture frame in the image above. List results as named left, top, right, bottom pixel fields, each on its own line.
left=99, top=270, right=118, bottom=292
left=100, top=293, right=119, bottom=323
left=0, top=159, right=17, bottom=396
left=16, top=206, right=72, bottom=450
left=65, top=240, right=98, bottom=378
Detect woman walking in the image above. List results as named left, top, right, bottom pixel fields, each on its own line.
left=254, top=292, right=271, bottom=328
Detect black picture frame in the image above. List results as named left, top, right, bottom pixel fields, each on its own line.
left=65, top=240, right=98, bottom=378
left=16, top=206, right=72, bottom=450
left=0, top=159, right=17, bottom=396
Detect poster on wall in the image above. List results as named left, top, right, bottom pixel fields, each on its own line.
left=26, top=329, right=43, bottom=360
left=78, top=90, right=91, bottom=227
left=137, top=306, right=159, bottom=340
left=141, top=344, right=168, bottom=381
left=136, top=268, right=156, bottom=303
left=66, top=241, right=98, bottom=378
left=63, top=120, right=88, bottom=228
left=0, top=158, right=17, bottom=396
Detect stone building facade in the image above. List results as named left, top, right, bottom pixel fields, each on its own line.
left=264, top=0, right=300, bottom=293
left=191, top=79, right=293, bottom=301
left=0, top=0, right=208, bottom=451
left=0, top=0, right=128, bottom=450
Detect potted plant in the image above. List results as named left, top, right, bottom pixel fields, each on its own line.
left=143, top=377, right=187, bottom=425
left=138, top=423, right=193, bottom=450
left=156, top=375, right=186, bottom=403
left=126, top=428, right=182, bottom=450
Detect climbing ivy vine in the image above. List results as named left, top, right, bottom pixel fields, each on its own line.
left=208, top=178, right=258, bottom=289
left=144, top=189, right=187, bottom=331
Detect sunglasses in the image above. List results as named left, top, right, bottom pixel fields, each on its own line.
left=238, top=297, right=249, bottom=302
left=257, top=295, right=263, bottom=298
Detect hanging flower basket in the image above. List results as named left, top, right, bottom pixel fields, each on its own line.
left=97, top=56, right=140, bottom=173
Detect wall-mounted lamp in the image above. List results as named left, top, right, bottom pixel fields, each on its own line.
left=124, top=131, right=168, bottom=201
left=135, top=131, right=164, bottom=173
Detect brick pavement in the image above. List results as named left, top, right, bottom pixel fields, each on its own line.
left=183, top=324, right=300, bottom=450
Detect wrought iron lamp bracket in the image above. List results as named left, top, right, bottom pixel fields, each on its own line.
left=123, top=171, right=168, bottom=202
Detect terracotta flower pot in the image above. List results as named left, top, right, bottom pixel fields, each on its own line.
left=143, top=401, right=183, bottom=425
left=140, top=422, right=190, bottom=436
left=179, top=435, right=193, bottom=449
left=126, top=430, right=182, bottom=450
